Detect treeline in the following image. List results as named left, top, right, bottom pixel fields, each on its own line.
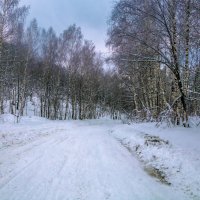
left=0, top=0, right=119, bottom=121
left=107, top=0, right=200, bottom=126
left=0, top=0, right=200, bottom=126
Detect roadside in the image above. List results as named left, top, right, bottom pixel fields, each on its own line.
left=110, top=122, right=200, bottom=200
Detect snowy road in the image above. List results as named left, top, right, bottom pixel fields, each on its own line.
left=0, top=120, right=186, bottom=200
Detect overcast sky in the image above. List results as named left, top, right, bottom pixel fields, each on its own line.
left=20, top=0, right=114, bottom=53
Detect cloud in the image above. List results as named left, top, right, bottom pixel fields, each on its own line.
left=20, top=0, right=113, bottom=53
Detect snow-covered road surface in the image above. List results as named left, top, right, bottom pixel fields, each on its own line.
left=0, top=118, right=192, bottom=199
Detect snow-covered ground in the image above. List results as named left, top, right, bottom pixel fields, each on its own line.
left=0, top=115, right=199, bottom=200
left=110, top=121, right=200, bottom=200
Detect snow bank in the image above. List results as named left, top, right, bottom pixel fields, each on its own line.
left=111, top=122, right=200, bottom=200
left=0, top=114, right=16, bottom=124
left=0, top=115, right=65, bottom=149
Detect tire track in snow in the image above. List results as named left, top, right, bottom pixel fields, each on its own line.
left=0, top=123, right=188, bottom=200
left=0, top=132, right=69, bottom=190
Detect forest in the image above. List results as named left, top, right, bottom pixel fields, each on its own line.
left=0, top=0, right=200, bottom=127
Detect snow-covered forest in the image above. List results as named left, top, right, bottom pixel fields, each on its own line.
left=0, top=0, right=199, bottom=126
left=0, top=0, right=200, bottom=200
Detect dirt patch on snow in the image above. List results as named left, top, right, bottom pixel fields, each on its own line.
left=144, top=166, right=171, bottom=185
left=117, top=134, right=171, bottom=185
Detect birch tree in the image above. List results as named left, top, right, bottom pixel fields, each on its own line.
left=0, top=0, right=28, bottom=117
left=107, top=0, right=200, bottom=126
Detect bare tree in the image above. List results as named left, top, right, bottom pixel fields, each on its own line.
left=107, top=0, right=200, bottom=126
left=0, top=0, right=28, bottom=120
